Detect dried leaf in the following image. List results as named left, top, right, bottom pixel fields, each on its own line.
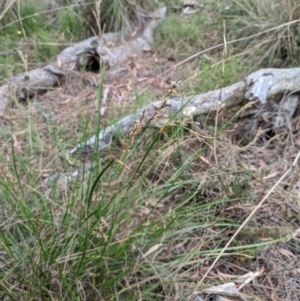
left=139, top=206, right=151, bottom=215
left=202, top=282, right=240, bottom=296
left=100, top=107, right=106, bottom=116
left=66, top=153, right=75, bottom=166
left=144, top=243, right=164, bottom=257
left=217, top=271, right=241, bottom=280
left=215, top=296, right=236, bottom=301
left=258, top=159, right=266, bottom=167
left=263, top=172, right=279, bottom=180
left=57, top=58, right=61, bottom=68
left=102, top=86, right=109, bottom=104
left=200, top=155, right=211, bottom=165
left=237, top=268, right=264, bottom=290
left=12, top=134, right=23, bottom=154
left=143, top=44, right=152, bottom=52
left=278, top=248, right=295, bottom=260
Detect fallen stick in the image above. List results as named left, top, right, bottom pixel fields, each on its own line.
left=0, top=6, right=167, bottom=116
left=47, top=68, right=300, bottom=187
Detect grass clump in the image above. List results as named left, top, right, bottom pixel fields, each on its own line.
left=0, top=1, right=88, bottom=78
left=57, top=8, right=86, bottom=38
left=1, top=1, right=300, bottom=300
left=95, top=0, right=158, bottom=33
left=0, top=78, right=272, bottom=300
left=223, top=0, right=300, bottom=66
left=184, top=57, right=256, bottom=94
left=0, top=126, right=264, bottom=300
left=154, top=13, right=208, bottom=60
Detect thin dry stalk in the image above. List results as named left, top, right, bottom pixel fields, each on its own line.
left=109, top=81, right=179, bottom=176
left=0, top=0, right=16, bottom=21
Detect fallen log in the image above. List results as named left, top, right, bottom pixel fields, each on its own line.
left=70, top=68, right=300, bottom=154
left=0, top=6, right=167, bottom=116
left=46, top=67, right=300, bottom=187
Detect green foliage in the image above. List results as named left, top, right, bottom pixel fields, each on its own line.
left=99, top=0, right=157, bottom=32
left=0, top=2, right=88, bottom=78
left=155, top=13, right=207, bottom=59
left=0, top=83, right=267, bottom=299
left=192, top=58, right=256, bottom=93
left=222, top=0, right=300, bottom=66
left=35, top=29, right=60, bottom=61
left=19, top=3, right=41, bottom=34
left=57, top=8, right=85, bottom=38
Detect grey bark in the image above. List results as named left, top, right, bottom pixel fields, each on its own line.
left=0, top=6, right=167, bottom=116
left=46, top=68, right=300, bottom=187
left=70, top=68, right=300, bottom=155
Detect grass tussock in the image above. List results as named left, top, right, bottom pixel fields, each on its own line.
left=1, top=1, right=300, bottom=301
left=223, top=0, right=300, bottom=66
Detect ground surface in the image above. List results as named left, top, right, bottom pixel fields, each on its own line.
left=1, top=2, right=300, bottom=301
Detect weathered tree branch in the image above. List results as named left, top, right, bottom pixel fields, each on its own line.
left=0, top=6, right=167, bottom=116
left=70, top=68, right=300, bottom=155
left=70, top=81, right=246, bottom=154
left=45, top=68, right=300, bottom=188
